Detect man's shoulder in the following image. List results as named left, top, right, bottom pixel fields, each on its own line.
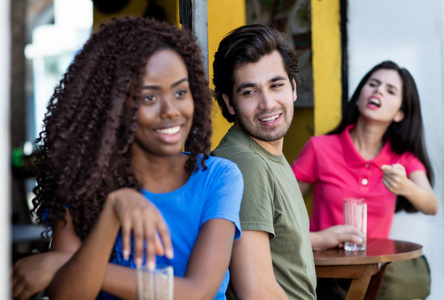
left=213, top=138, right=268, bottom=170
left=203, top=154, right=239, bottom=170
left=213, top=127, right=255, bottom=159
left=216, top=149, right=269, bottom=174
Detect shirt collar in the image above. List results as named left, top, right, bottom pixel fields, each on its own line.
left=340, top=124, right=392, bottom=168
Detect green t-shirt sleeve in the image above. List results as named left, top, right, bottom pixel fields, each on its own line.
left=230, top=152, right=276, bottom=238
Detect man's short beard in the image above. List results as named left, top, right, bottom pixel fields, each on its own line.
left=234, top=107, right=293, bottom=142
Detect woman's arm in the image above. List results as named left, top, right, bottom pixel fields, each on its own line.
left=101, top=219, right=236, bottom=300
left=176, top=219, right=235, bottom=299
left=45, top=189, right=235, bottom=300
left=48, top=188, right=172, bottom=300
left=12, top=208, right=80, bottom=300
left=381, top=164, right=438, bottom=215
left=12, top=251, right=73, bottom=300
left=48, top=196, right=122, bottom=299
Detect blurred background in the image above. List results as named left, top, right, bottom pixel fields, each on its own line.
left=2, top=0, right=443, bottom=299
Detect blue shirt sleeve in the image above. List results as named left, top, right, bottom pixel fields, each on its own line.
left=201, top=158, right=244, bottom=240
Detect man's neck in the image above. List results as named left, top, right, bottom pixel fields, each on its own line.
left=249, top=135, right=284, bottom=156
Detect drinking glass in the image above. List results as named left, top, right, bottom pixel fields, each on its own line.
left=137, top=265, right=174, bottom=300
left=343, top=198, right=367, bottom=251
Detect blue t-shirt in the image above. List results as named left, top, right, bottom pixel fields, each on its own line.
left=98, top=155, right=243, bottom=300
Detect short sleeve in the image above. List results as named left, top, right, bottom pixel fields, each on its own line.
left=400, top=152, right=426, bottom=175
left=292, top=138, right=317, bottom=183
left=201, top=159, right=244, bottom=240
left=229, top=152, right=276, bottom=237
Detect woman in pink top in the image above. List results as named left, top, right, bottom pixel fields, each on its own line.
left=293, top=61, right=437, bottom=300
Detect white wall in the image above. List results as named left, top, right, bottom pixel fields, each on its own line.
left=347, top=1, right=444, bottom=299
left=0, top=0, right=11, bottom=298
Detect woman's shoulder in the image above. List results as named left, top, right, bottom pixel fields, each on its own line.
left=384, top=145, right=421, bottom=162
left=193, top=155, right=243, bottom=191
left=200, top=155, right=242, bottom=174
left=306, top=133, right=340, bottom=149
left=397, top=151, right=425, bottom=168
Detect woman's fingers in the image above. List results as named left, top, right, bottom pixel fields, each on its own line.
left=12, top=280, right=24, bottom=299
left=382, top=164, right=406, bottom=178
left=12, top=277, right=33, bottom=300
left=120, top=217, right=132, bottom=261
left=12, top=261, right=29, bottom=299
left=154, top=213, right=173, bottom=259
left=144, top=209, right=157, bottom=270
left=112, top=190, right=173, bottom=269
left=141, top=205, right=173, bottom=270
left=132, top=214, right=145, bottom=268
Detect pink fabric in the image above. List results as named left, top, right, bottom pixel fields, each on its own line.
left=292, top=125, right=426, bottom=239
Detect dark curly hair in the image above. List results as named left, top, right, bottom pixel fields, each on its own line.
left=213, top=24, right=299, bottom=123
left=329, top=61, right=434, bottom=213
left=32, top=17, right=212, bottom=241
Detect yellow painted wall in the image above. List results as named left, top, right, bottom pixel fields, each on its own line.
left=311, top=0, right=342, bottom=136
left=284, top=107, right=315, bottom=215
left=207, top=0, right=246, bottom=149
left=283, top=108, right=313, bottom=164
left=297, top=0, right=342, bottom=216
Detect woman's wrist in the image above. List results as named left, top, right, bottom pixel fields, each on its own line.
left=102, top=192, right=121, bottom=229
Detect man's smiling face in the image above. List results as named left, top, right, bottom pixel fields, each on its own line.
left=223, top=50, right=297, bottom=146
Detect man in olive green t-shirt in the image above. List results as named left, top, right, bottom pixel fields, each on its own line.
left=212, top=24, right=317, bottom=300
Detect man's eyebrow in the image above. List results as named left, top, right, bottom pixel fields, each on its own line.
left=236, top=76, right=287, bottom=92
left=236, top=82, right=255, bottom=92
left=141, top=78, right=188, bottom=90
left=270, top=76, right=287, bottom=83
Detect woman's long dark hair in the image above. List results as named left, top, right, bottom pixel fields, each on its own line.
left=32, top=17, right=212, bottom=240
left=329, top=61, right=433, bottom=213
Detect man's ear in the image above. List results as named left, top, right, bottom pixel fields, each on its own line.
left=222, top=94, right=236, bottom=115
left=292, top=78, right=297, bottom=103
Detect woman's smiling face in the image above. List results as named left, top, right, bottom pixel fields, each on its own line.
left=133, top=49, right=194, bottom=158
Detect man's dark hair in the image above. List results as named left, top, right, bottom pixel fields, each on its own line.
left=213, top=24, right=299, bottom=123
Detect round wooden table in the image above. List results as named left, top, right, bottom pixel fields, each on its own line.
left=313, top=238, right=423, bottom=300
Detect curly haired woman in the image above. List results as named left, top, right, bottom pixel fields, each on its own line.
left=12, top=17, right=243, bottom=300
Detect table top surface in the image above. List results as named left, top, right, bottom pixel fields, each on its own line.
left=313, top=238, right=423, bottom=266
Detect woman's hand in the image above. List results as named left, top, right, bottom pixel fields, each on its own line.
left=381, top=163, right=409, bottom=195
left=107, top=188, right=174, bottom=270
left=381, top=164, right=438, bottom=215
left=12, top=251, right=72, bottom=300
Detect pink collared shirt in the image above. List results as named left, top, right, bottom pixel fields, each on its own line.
left=292, top=125, right=426, bottom=238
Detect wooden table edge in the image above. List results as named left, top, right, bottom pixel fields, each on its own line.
left=313, top=239, right=423, bottom=266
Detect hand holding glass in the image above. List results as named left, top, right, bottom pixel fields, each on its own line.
left=343, top=198, right=367, bottom=251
